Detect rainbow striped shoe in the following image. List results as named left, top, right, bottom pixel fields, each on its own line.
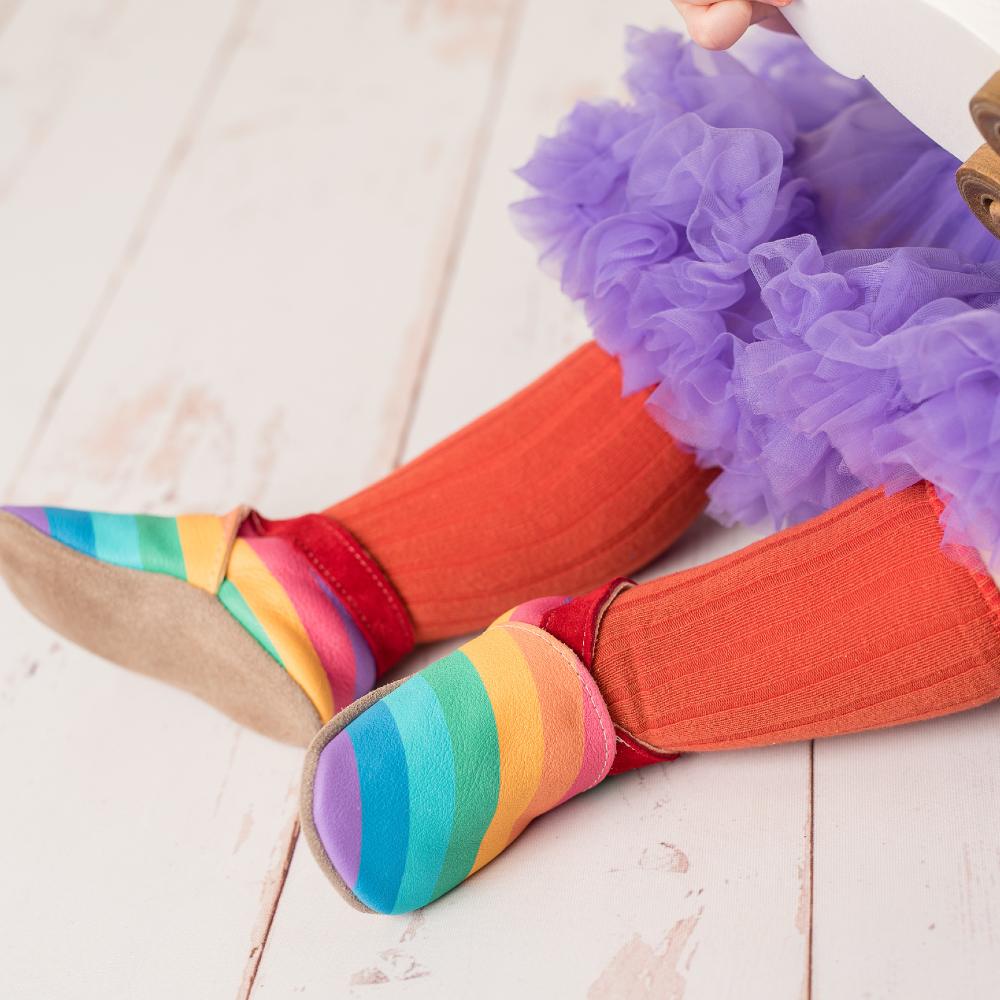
left=301, top=583, right=678, bottom=913
left=0, top=504, right=414, bottom=744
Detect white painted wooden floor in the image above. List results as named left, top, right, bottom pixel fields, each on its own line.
left=1, top=3, right=998, bottom=998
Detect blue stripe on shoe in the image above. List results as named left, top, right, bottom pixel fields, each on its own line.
left=384, top=675, right=456, bottom=914
left=45, top=508, right=97, bottom=558
left=351, top=698, right=410, bottom=913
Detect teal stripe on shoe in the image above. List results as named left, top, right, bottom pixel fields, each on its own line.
left=45, top=508, right=97, bottom=558
left=352, top=699, right=410, bottom=912
left=384, top=675, right=456, bottom=914
left=218, top=579, right=284, bottom=666
left=135, top=515, right=186, bottom=579
left=424, top=652, right=500, bottom=901
left=90, top=512, right=143, bottom=570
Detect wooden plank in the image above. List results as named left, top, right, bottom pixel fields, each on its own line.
left=0, top=0, right=21, bottom=40
left=0, top=3, right=518, bottom=997
left=253, top=3, right=811, bottom=997
left=255, top=747, right=809, bottom=999
left=812, top=701, right=1000, bottom=999
left=0, top=0, right=244, bottom=489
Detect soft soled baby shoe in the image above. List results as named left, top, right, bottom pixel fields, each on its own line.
left=300, top=582, right=676, bottom=914
left=0, top=505, right=413, bottom=744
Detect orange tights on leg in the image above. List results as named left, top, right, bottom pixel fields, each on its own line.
left=328, top=343, right=714, bottom=642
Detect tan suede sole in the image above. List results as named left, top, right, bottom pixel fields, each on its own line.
left=299, top=679, right=406, bottom=914
left=0, top=509, right=322, bottom=745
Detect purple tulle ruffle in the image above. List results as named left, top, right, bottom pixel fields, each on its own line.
left=513, top=28, right=1000, bottom=563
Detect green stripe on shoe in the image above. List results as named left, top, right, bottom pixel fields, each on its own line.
left=217, top=579, right=285, bottom=666
left=135, top=514, right=187, bottom=579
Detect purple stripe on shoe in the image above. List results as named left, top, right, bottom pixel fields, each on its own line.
left=313, top=729, right=363, bottom=889
left=3, top=506, right=51, bottom=535
left=315, top=575, right=377, bottom=700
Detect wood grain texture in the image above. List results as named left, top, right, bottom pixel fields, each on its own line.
left=0, top=0, right=245, bottom=490
left=255, top=745, right=809, bottom=999
left=813, top=704, right=1000, bottom=1000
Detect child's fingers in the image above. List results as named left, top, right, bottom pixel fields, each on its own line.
left=677, top=0, right=787, bottom=6
left=674, top=0, right=753, bottom=51
left=673, top=0, right=792, bottom=50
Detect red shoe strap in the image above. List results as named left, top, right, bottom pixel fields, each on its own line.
left=247, top=511, right=415, bottom=677
left=541, top=578, right=680, bottom=776
left=541, top=577, right=631, bottom=669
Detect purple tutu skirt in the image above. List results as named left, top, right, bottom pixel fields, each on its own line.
left=513, top=29, right=1000, bottom=564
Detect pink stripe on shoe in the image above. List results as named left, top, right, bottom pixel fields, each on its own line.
left=244, top=536, right=362, bottom=711
left=506, top=595, right=570, bottom=626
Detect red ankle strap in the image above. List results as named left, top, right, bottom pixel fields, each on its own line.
left=247, top=511, right=415, bottom=677
left=541, top=578, right=632, bottom=668
left=541, top=578, right=680, bottom=776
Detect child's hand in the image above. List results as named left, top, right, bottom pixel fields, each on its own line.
left=671, top=0, right=793, bottom=51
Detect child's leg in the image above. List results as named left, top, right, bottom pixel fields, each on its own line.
left=593, top=481, right=1000, bottom=752
left=0, top=343, right=712, bottom=741
left=303, top=481, right=1000, bottom=913
left=329, top=342, right=712, bottom=641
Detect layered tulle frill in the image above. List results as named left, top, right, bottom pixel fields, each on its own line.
left=513, top=28, right=1000, bottom=563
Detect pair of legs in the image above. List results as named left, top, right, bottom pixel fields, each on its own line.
left=3, top=342, right=999, bottom=912
left=304, top=354, right=1000, bottom=913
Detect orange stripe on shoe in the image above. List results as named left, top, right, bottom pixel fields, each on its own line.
left=176, top=514, right=231, bottom=593
left=506, top=624, right=586, bottom=842
left=226, top=538, right=334, bottom=721
left=469, top=627, right=547, bottom=875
